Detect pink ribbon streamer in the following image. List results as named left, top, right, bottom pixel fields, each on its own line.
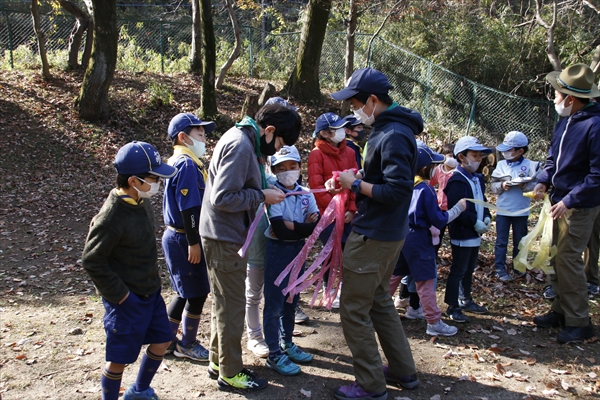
left=237, top=187, right=329, bottom=258
left=275, top=170, right=352, bottom=310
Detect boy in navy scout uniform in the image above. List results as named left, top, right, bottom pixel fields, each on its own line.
left=82, top=141, right=177, bottom=400
left=162, top=113, right=215, bottom=361
left=490, top=131, right=540, bottom=282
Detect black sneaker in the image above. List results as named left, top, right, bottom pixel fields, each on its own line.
left=543, top=285, right=556, bottom=300
left=217, top=368, right=268, bottom=391
left=459, top=299, right=488, bottom=314
left=588, top=283, right=600, bottom=296
left=533, top=311, right=565, bottom=328
left=557, top=323, right=595, bottom=344
left=446, top=307, right=470, bottom=323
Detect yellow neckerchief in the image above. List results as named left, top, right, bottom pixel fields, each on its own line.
left=169, top=145, right=208, bottom=182
left=116, top=188, right=141, bottom=205
left=414, top=176, right=427, bottom=187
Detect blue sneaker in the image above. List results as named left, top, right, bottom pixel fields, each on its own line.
left=446, top=307, right=470, bottom=323
left=174, top=340, right=209, bottom=361
left=123, top=385, right=159, bottom=400
left=496, top=269, right=511, bottom=282
left=266, top=353, right=301, bottom=375
left=282, top=342, right=313, bottom=363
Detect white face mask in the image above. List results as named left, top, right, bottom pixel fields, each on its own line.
left=462, top=157, right=481, bottom=173
left=331, top=128, right=346, bottom=144
left=444, top=157, right=458, bottom=169
left=353, top=100, right=376, bottom=126
left=502, top=151, right=518, bottom=161
left=555, top=96, right=573, bottom=117
left=276, top=170, right=300, bottom=187
left=135, top=178, right=161, bottom=199
left=185, top=135, right=206, bottom=158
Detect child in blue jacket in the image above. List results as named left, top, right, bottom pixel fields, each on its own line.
left=392, top=144, right=466, bottom=336
left=444, top=136, right=492, bottom=323
left=263, top=145, right=320, bottom=375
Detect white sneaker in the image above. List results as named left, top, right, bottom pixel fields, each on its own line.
left=247, top=338, right=269, bottom=358
left=394, top=296, right=409, bottom=309
left=331, top=286, right=341, bottom=309
left=426, top=320, right=458, bottom=336
left=404, top=306, right=425, bottom=320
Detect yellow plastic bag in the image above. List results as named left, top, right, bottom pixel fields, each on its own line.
left=514, top=195, right=556, bottom=273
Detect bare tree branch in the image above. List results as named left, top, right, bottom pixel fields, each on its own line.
left=365, top=0, right=403, bottom=67
left=215, top=0, right=241, bottom=89
left=535, top=0, right=562, bottom=70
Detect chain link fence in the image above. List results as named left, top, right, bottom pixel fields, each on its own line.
left=0, top=9, right=555, bottom=158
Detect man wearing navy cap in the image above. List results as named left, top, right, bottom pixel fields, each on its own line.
left=82, top=141, right=177, bottom=400
left=329, top=68, right=422, bottom=399
left=533, top=63, right=600, bottom=343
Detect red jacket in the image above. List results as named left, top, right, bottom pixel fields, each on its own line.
left=308, top=139, right=358, bottom=214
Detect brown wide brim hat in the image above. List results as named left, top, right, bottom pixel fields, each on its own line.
left=546, top=63, right=600, bottom=98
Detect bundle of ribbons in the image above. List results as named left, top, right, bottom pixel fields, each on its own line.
left=238, top=171, right=350, bottom=310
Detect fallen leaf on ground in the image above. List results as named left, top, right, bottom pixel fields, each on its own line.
left=496, top=363, right=506, bottom=374
left=542, top=389, right=559, bottom=397
left=507, top=328, right=517, bottom=335
left=300, top=388, right=311, bottom=398
left=524, top=357, right=536, bottom=365
left=550, top=369, right=569, bottom=375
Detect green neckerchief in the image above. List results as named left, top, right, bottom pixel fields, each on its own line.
left=235, top=116, right=267, bottom=189
left=388, top=102, right=399, bottom=110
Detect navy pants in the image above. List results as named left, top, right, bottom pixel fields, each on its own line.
left=445, top=245, right=479, bottom=309
left=263, top=239, right=304, bottom=353
left=494, top=215, right=528, bottom=273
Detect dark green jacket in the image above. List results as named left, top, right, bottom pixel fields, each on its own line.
left=82, top=189, right=161, bottom=303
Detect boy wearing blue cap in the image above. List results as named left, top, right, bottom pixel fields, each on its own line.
left=262, top=145, right=319, bottom=375
left=82, top=141, right=177, bottom=400
left=162, top=113, right=216, bottom=361
left=342, top=115, right=367, bottom=169
left=490, top=131, right=540, bottom=282
left=444, top=136, right=492, bottom=323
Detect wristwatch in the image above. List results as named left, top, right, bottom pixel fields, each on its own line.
left=350, top=179, right=362, bottom=194
left=258, top=190, right=266, bottom=203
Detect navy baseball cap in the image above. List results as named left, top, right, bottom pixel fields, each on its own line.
left=342, top=115, right=362, bottom=127
left=313, top=112, right=350, bottom=137
left=114, top=141, right=176, bottom=178
left=416, top=145, right=445, bottom=170
left=168, top=112, right=216, bottom=139
left=330, top=68, right=392, bottom=101
left=265, top=97, right=297, bottom=111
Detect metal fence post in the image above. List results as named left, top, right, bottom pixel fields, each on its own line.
left=160, top=20, right=164, bottom=73
left=466, top=84, right=477, bottom=136
left=249, top=27, right=254, bottom=78
left=6, top=11, right=14, bottom=69
left=424, top=60, right=431, bottom=122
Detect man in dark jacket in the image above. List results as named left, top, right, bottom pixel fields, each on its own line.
left=533, top=63, right=600, bottom=344
left=331, top=68, right=420, bottom=400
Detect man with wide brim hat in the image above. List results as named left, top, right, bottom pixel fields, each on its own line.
left=532, top=63, right=600, bottom=344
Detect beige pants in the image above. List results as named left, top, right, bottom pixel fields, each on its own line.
left=550, top=206, right=600, bottom=327
left=202, top=237, right=248, bottom=377
left=340, top=232, right=417, bottom=393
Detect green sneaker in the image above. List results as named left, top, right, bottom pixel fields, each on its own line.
left=207, top=361, right=219, bottom=379
left=217, top=368, right=268, bottom=391
left=282, top=342, right=313, bottom=363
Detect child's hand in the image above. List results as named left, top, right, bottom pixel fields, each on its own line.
left=305, top=212, right=319, bottom=223
left=533, top=183, right=547, bottom=200
left=188, top=243, right=201, bottom=264
left=502, top=182, right=511, bottom=191
left=344, top=211, right=355, bottom=223
left=458, top=199, right=467, bottom=210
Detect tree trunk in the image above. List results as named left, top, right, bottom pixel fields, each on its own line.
left=283, top=0, right=333, bottom=101
left=215, top=0, right=241, bottom=89
left=81, top=0, right=94, bottom=69
left=341, top=0, right=358, bottom=116
left=190, top=0, right=203, bottom=74
left=31, top=0, right=50, bottom=79
left=258, top=83, right=277, bottom=107
left=240, top=93, right=259, bottom=120
left=57, top=0, right=90, bottom=71
left=76, top=0, right=117, bottom=121
left=199, top=0, right=218, bottom=118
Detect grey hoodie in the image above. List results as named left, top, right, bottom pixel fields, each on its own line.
left=200, top=126, right=265, bottom=245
